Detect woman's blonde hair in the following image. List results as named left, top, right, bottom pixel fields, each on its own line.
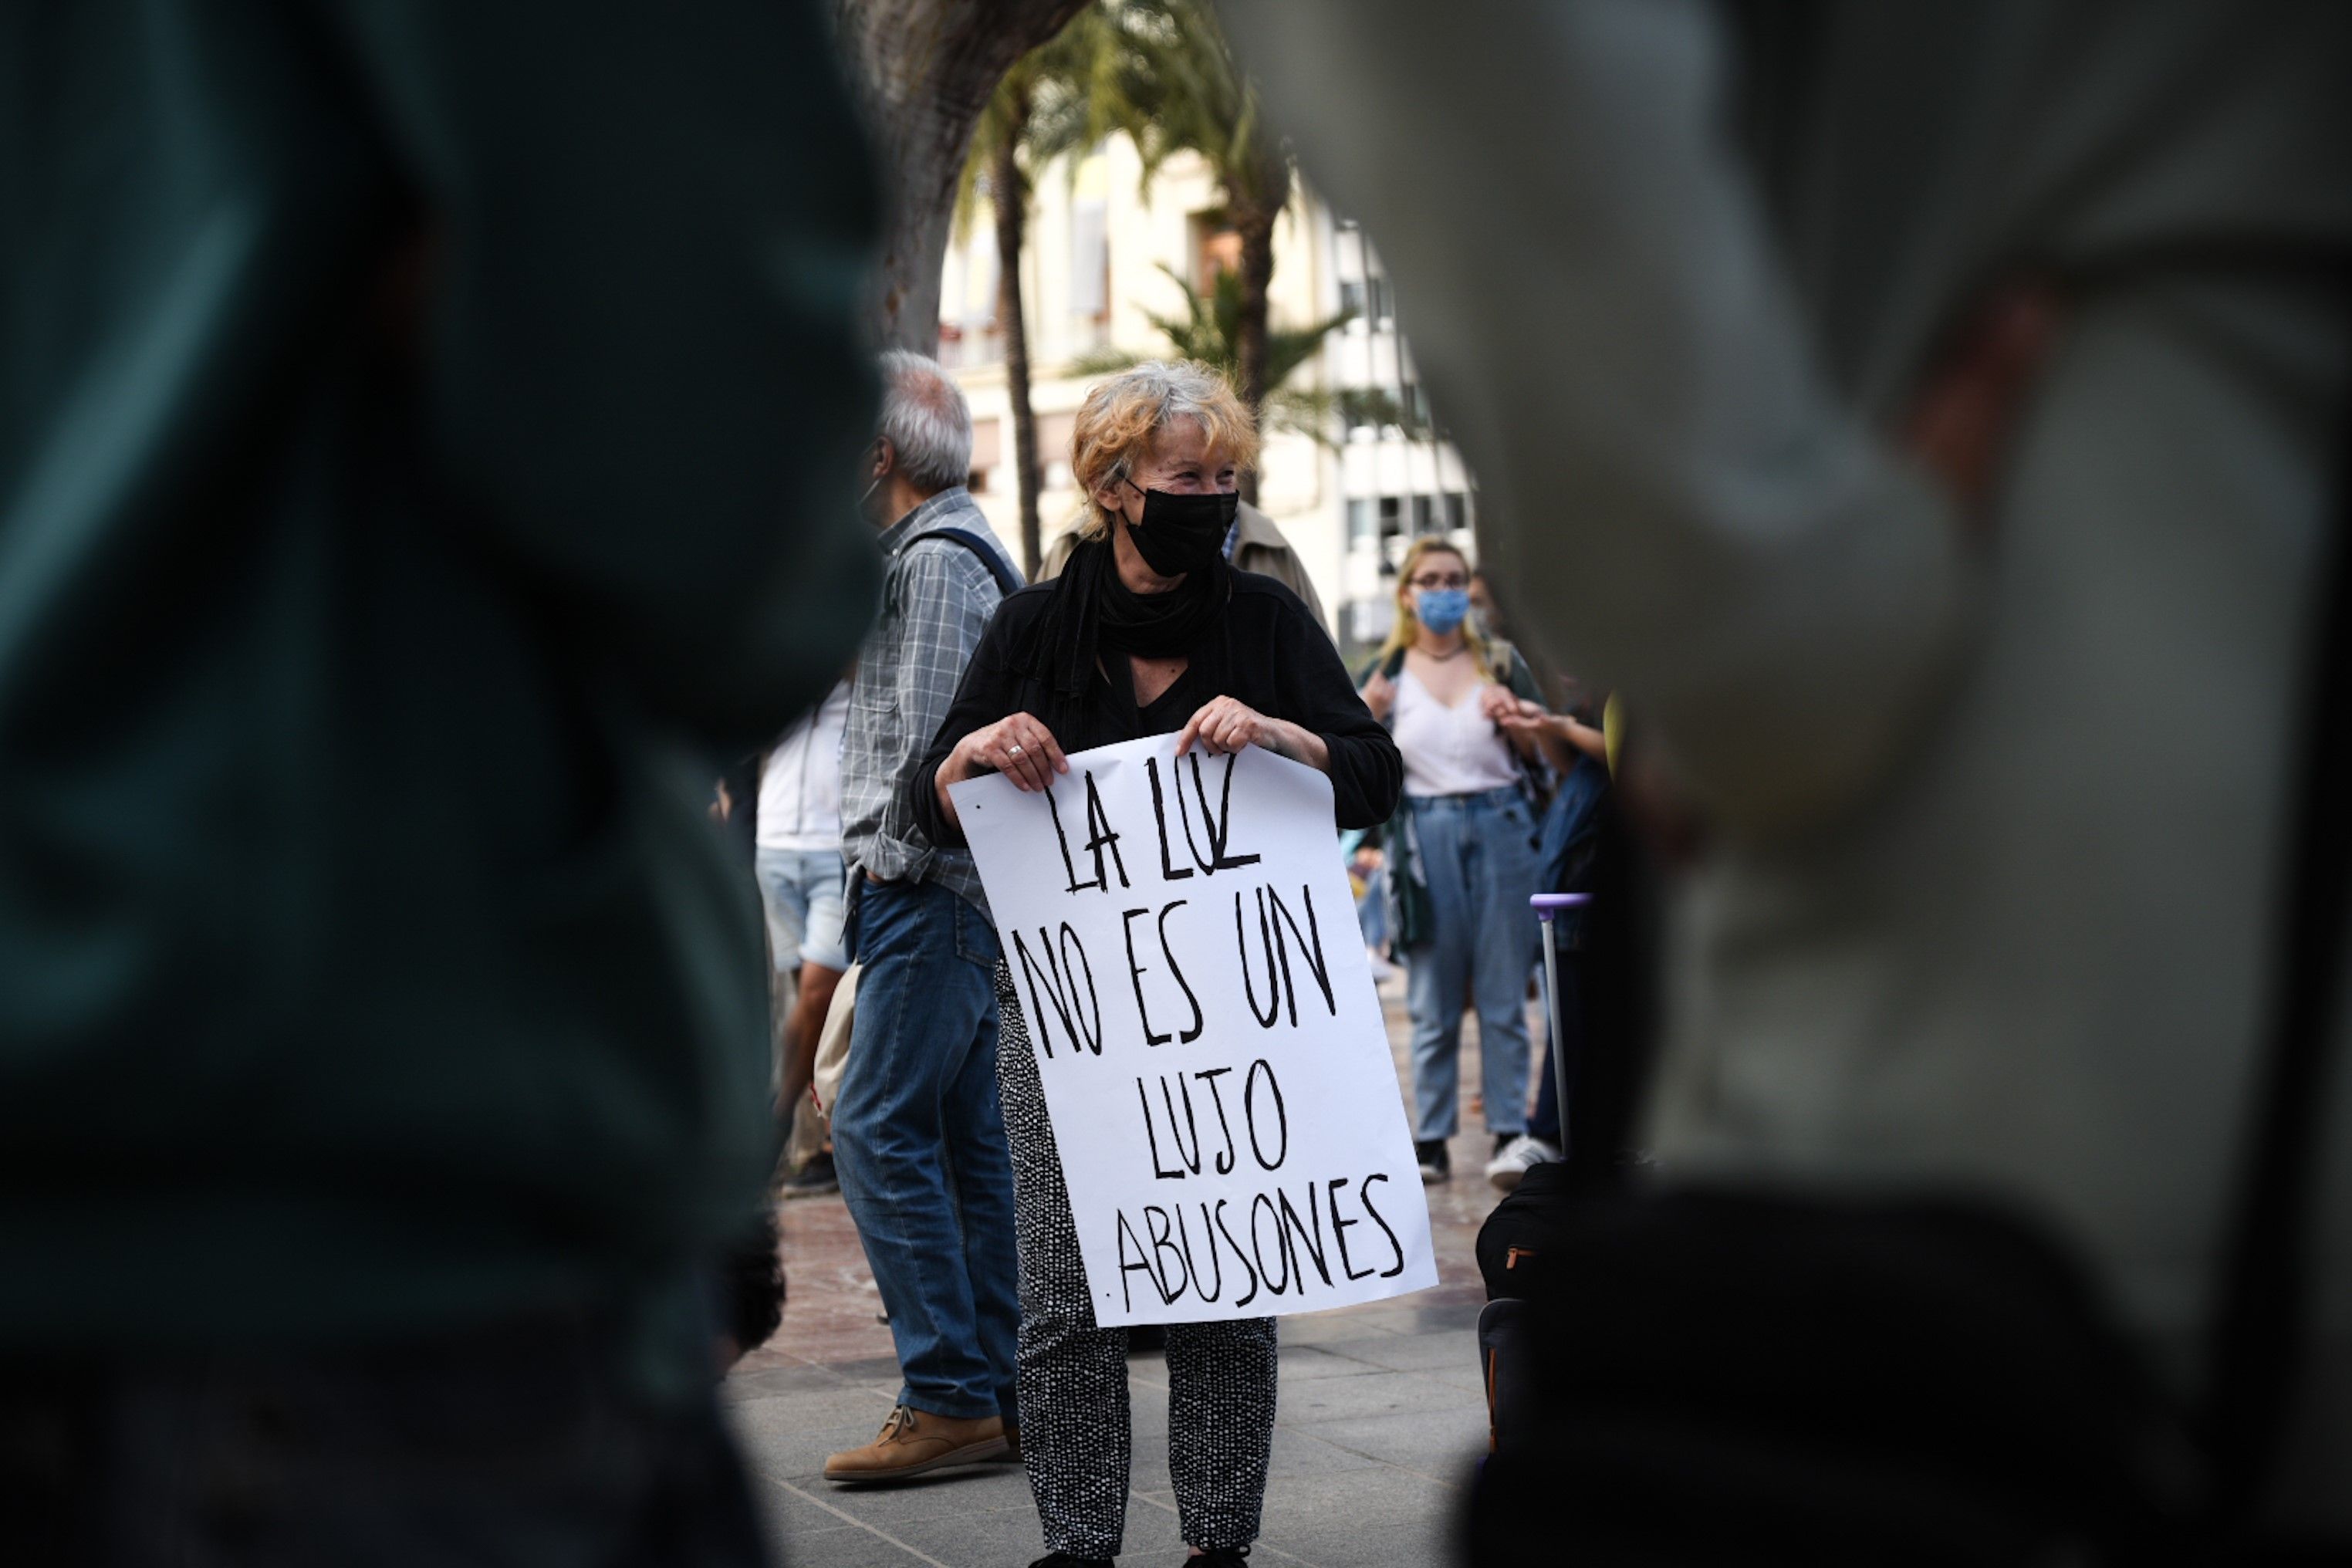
left=1378, top=537, right=1496, bottom=681
left=1069, top=360, right=1261, bottom=542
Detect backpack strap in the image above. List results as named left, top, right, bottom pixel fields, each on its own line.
left=917, top=525, right=1022, bottom=599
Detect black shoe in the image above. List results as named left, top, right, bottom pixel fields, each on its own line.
left=1191, top=1549, right=1250, bottom=1566
left=1415, top=1138, right=1450, bottom=1183
left=779, top=1150, right=839, bottom=1199
left=1029, top=1556, right=1113, bottom=1567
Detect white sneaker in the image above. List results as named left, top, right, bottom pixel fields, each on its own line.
left=1485, top=1134, right=1562, bottom=1191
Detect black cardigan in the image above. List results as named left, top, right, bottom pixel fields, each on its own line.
left=910, top=571, right=1402, bottom=847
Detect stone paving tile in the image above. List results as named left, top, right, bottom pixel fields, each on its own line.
left=1279, top=1366, right=1485, bottom=1424
left=1254, top=1467, right=1468, bottom=1567
left=1321, top=1324, right=1478, bottom=1374
left=1296, top=1401, right=1490, bottom=1480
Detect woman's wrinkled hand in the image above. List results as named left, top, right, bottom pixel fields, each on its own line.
left=1176, top=695, right=1274, bottom=757
left=951, top=712, right=1068, bottom=792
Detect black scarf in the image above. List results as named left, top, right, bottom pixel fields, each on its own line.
left=1039, top=532, right=1228, bottom=715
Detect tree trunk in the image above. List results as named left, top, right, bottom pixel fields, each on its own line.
left=836, top=0, right=1089, bottom=350
left=1232, top=198, right=1278, bottom=507
left=993, top=90, right=1043, bottom=576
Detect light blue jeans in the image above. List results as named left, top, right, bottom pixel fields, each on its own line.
left=753, top=846, right=850, bottom=976
left=1402, top=788, right=1544, bottom=1141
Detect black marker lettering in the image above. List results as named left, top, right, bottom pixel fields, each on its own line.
left=1268, top=883, right=1337, bottom=1019
left=1081, top=771, right=1130, bottom=890
left=1122, top=907, right=1171, bottom=1047
left=1196, top=1066, right=1238, bottom=1174
left=1144, top=1205, right=1188, bottom=1304
left=1235, top=888, right=1281, bottom=1029
left=1158, top=1074, right=1202, bottom=1174
left=1278, top=1185, right=1333, bottom=1289
left=1046, top=786, right=1093, bottom=894
left=1178, top=1203, right=1221, bottom=1303
left=1360, top=1174, right=1407, bottom=1279
left=1249, top=1192, right=1292, bottom=1297
left=1186, top=752, right=1263, bottom=872
left=1116, top=1209, right=1159, bottom=1313
left=1243, top=1059, right=1289, bottom=1170
left=1157, top=901, right=1205, bottom=1043
left=1138, top=1079, right=1186, bottom=1180
left=1217, top=1199, right=1261, bottom=1309
left=1057, top=922, right=1103, bottom=1054
left=1144, top=759, right=1195, bottom=882
left=1330, top=1178, right=1374, bottom=1282
left=1012, top=928, right=1079, bottom=1057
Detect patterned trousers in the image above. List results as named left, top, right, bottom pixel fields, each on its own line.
left=992, top=963, right=1279, bottom=1559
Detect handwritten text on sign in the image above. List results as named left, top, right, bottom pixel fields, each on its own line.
left=952, top=735, right=1437, bottom=1325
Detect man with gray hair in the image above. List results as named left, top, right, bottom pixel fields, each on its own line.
left=827, top=350, right=1027, bottom=1485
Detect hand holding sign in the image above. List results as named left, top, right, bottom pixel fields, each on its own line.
left=951, top=733, right=1438, bottom=1326
left=948, top=711, right=1070, bottom=793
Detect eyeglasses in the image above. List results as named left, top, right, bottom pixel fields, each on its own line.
left=1407, top=573, right=1469, bottom=590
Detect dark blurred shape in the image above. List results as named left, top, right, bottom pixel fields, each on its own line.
left=1468, top=1190, right=2195, bottom=1566
left=721, top=1209, right=787, bottom=1366
left=2, top=0, right=880, bottom=1559
left=1226, top=0, right=2350, bottom=1549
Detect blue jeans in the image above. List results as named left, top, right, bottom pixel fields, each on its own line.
left=833, top=877, right=1019, bottom=1424
left=1403, top=789, right=1544, bottom=1141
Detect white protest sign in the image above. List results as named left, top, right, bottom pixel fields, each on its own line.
left=952, top=734, right=1438, bottom=1326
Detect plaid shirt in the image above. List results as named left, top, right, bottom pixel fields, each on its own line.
left=839, top=488, right=1019, bottom=913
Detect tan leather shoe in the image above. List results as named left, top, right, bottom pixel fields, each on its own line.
left=822, top=1405, right=1008, bottom=1484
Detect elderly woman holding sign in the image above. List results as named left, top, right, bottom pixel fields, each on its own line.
left=911, top=361, right=1399, bottom=1568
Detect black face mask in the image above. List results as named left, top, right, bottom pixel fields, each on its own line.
left=1120, top=480, right=1237, bottom=577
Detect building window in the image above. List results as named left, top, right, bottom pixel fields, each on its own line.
left=1367, top=273, right=1394, bottom=325
left=1378, top=495, right=1402, bottom=538
left=1340, top=278, right=1367, bottom=321
left=1401, top=382, right=1433, bottom=431
left=1444, top=491, right=1469, bottom=532
left=1410, top=495, right=1435, bottom=535
left=1347, top=497, right=1377, bottom=546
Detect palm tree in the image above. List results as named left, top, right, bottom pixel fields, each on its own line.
left=836, top=0, right=1091, bottom=350
left=1070, top=264, right=1367, bottom=449
left=958, top=10, right=1123, bottom=574
left=1108, top=2, right=1293, bottom=439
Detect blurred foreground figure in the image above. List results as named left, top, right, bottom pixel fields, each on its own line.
left=1228, top=0, right=2350, bottom=1549
left=1, top=3, right=877, bottom=1562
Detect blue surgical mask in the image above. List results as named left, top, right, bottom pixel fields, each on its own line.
left=1415, top=588, right=1471, bottom=634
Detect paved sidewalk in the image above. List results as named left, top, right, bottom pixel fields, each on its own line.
left=725, top=971, right=1532, bottom=1567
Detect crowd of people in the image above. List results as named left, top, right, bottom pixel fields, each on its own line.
left=10, top=2, right=2343, bottom=1564
left=725, top=349, right=1606, bottom=1564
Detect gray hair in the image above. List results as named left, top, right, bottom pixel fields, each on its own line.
left=876, top=350, right=973, bottom=495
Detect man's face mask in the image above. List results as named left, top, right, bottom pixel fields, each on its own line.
left=1120, top=477, right=1236, bottom=578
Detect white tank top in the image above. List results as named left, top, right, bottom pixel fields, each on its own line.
left=1391, top=667, right=1521, bottom=797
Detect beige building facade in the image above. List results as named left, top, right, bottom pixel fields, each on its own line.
left=941, top=137, right=1475, bottom=660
